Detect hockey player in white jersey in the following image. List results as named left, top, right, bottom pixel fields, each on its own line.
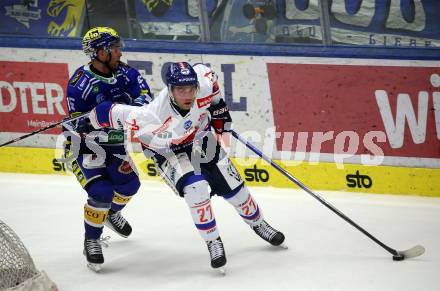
left=89, top=62, right=286, bottom=272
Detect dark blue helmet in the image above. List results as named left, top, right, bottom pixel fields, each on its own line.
left=166, top=62, right=198, bottom=87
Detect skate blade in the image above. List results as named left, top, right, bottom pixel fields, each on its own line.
left=279, top=242, right=288, bottom=249
left=87, top=263, right=102, bottom=273
left=217, top=267, right=226, bottom=276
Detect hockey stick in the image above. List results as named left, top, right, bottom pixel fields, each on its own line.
left=0, top=112, right=89, bottom=148
left=230, top=130, right=425, bottom=261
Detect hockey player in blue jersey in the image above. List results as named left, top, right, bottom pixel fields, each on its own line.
left=64, top=27, right=152, bottom=271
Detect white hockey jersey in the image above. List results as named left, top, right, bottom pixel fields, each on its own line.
left=90, top=64, right=221, bottom=152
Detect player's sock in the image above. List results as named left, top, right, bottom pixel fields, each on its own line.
left=84, top=201, right=109, bottom=239
left=110, top=191, right=133, bottom=212
left=223, top=186, right=263, bottom=226
left=183, top=179, right=219, bottom=241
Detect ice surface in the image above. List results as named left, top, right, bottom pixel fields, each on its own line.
left=2, top=173, right=439, bottom=291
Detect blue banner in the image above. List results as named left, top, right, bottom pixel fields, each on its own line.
left=134, top=0, right=218, bottom=38
left=219, top=0, right=440, bottom=47
left=0, top=0, right=85, bottom=37
left=326, top=0, right=440, bottom=47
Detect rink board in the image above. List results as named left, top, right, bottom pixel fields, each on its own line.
left=0, top=146, right=438, bottom=197
left=1, top=47, right=439, bottom=170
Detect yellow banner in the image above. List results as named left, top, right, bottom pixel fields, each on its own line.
left=1, top=147, right=439, bottom=197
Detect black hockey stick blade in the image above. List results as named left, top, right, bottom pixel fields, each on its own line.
left=393, top=245, right=425, bottom=261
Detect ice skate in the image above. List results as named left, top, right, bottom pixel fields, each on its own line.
left=83, top=237, right=110, bottom=272
left=206, top=237, right=227, bottom=274
left=84, top=238, right=104, bottom=272
left=105, top=209, right=132, bottom=238
left=253, top=220, right=287, bottom=249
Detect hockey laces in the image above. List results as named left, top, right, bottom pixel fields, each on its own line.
left=255, top=221, right=277, bottom=241
left=85, top=236, right=110, bottom=255
left=208, top=239, right=224, bottom=260
left=109, top=211, right=127, bottom=228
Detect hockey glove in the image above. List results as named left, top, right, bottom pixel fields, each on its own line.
left=75, top=117, right=93, bottom=136
left=112, top=92, right=132, bottom=104
left=208, top=99, right=232, bottom=134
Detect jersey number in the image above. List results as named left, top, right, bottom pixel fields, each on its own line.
left=197, top=205, right=212, bottom=223
left=242, top=197, right=257, bottom=216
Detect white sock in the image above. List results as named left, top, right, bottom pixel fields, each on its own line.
left=183, top=180, right=219, bottom=241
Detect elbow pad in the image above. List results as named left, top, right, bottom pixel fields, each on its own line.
left=89, top=101, right=113, bottom=129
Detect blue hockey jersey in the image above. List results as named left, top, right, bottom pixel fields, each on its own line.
left=66, top=62, right=151, bottom=145
left=67, top=62, right=151, bottom=114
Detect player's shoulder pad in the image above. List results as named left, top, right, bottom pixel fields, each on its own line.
left=115, top=62, right=128, bottom=74
left=193, top=63, right=219, bottom=95
left=118, top=62, right=142, bottom=79
left=156, top=87, right=169, bottom=100
left=194, top=63, right=218, bottom=82
left=193, top=63, right=211, bottom=75
left=68, top=65, right=92, bottom=91
left=118, top=61, right=131, bottom=70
